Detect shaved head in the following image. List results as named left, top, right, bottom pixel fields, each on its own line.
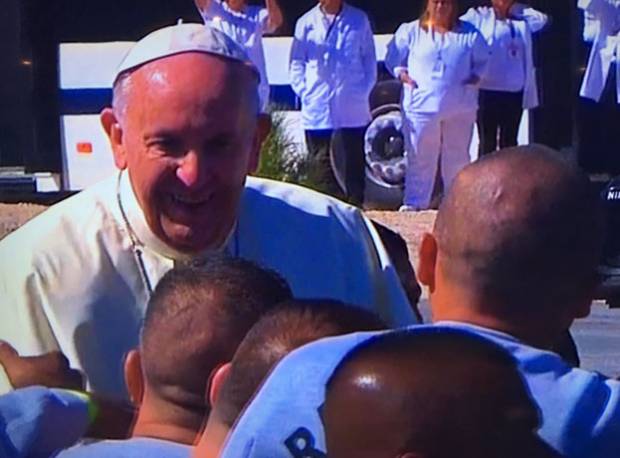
left=433, top=145, right=603, bottom=318
left=140, top=257, right=292, bottom=417
left=324, top=329, right=560, bottom=458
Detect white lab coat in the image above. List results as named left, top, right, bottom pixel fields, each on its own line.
left=461, top=4, right=547, bottom=109
left=385, top=20, right=489, bottom=209
left=579, top=0, right=620, bottom=102
left=289, top=3, right=377, bottom=130
left=200, top=0, right=271, bottom=111
left=0, top=172, right=416, bottom=397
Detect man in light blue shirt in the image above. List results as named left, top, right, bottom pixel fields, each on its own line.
left=221, top=145, right=620, bottom=458
left=56, top=258, right=292, bottom=457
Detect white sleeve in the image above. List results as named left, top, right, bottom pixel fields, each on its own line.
left=257, top=8, right=270, bottom=33
left=199, top=0, right=225, bottom=21
left=385, top=22, right=413, bottom=77
left=578, top=0, right=618, bottom=16
left=289, top=19, right=308, bottom=98
left=360, top=15, right=378, bottom=94
left=460, top=7, right=482, bottom=28
left=471, top=30, right=491, bottom=79
left=510, top=3, right=549, bottom=33
left=0, top=365, right=12, bottom=395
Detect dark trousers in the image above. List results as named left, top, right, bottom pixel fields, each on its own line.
left=477, top=89, right=524, bottom=157
left=305, top=127, right=366, bottom=206
left=577, top=64, right=620, bottom=175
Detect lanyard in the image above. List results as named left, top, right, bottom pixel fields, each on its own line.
left=430, top=25, right=446, bottom=61
left=323, top=5, right=343, bottom=41
left=491, top=16, right=517, bottom=47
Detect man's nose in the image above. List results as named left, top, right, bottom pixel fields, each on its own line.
left=176, top=150, right=207, bottom=188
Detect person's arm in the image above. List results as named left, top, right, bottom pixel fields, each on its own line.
left=360, top=15, right=378, bottom=95
left=510, top=3, right=549, bottom=33
left=385, top=23, right=417, bottom=87
left=460, top=7, right=482, bottom=28
left=465, top=30, right=490, bottom=86
left=194, top=0, right=210, bottom=14
left=0, top=342, right=84, bottom=391
left=264, top=0, right=283, bottom=34
left=289, top=20, right=308, bottom=99
left=578, top=0, right=620, bottom=17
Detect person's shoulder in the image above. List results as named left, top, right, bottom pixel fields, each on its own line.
left=297, top=4, right=320, bottom=23
left=0, top=175, right=121, bottom=269
left=343, top=4, right=370, bottom=21
left=457, top=19, right=481, bottom=34
left=58, top=437, right=191, bottom=458
left=244, top=176, right=362, bottom=221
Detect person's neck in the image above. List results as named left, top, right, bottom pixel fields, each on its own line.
left=196, top=417, right=230, bottom=458
left=131, top=397, right=206, bottom=446
left=226, top=0, right=245, bottom=13
left=430, top=290, right=560, bottom=350
left=430, top=20, right=451, bottom=33
left=494, top=5, right=511, bottom=20
left=321, top=2, right=343, bottom=15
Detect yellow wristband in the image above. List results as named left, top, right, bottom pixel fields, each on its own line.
left=64, top=390, right=100, bottom=424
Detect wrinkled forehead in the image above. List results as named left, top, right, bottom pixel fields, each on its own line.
left=122, top=52, right=259, bottom=116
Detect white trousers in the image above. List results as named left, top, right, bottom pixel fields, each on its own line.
left=403, top=110, right=476, bottom=209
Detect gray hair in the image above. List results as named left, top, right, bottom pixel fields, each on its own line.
left=111, top=70, right=133, bottom=124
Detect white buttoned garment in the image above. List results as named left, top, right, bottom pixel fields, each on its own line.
left=384, top=20, right=489, bottom=209
left=199, top=0, right=271, bottom=111
left=461, top=3, right=548, bottom=108
left=289, top=3, right=377, bottom=130
left=0, top=172, right=416, bottom=397
left=579, top=0, right=620, bottom=102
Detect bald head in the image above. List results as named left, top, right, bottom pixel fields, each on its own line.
left=324, top=329, right=559, bottom=458
left=433, top=145, right=603, bottom=318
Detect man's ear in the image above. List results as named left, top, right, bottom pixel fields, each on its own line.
left=100, top=108, right=128, bottom=170
left=247, top=114, right=272, bottom=173
left=207, top=362, right=232, bottom=408
left=417, top=233, right=438, bottom=292
left=124, top=349, right=144, bottom=407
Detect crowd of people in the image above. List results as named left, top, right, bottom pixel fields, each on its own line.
left=0, top=1, right=619, bottom=457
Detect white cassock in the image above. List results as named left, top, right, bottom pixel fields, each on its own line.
left=0, top=172, right=415, bottom=396
left=385, top=20, right=489, bottom=209
left=221, top=323, right=620, bottom=458
left=579, top=0, right=620, bottom=102
left=199, top=0, right=271, bottom=112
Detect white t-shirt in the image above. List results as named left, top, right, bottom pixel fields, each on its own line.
left=200, top=0, right=270, bottom=111
left=483, top=19, right=526, bottom=92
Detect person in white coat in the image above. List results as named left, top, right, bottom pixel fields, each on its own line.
left=385, top=0, right=489, bottom=211
left=577, top=0, right=620, bottom=175
left=194, top=0, right=283, bottom=112
left=289, top=0, right=377, bottom=206
left=0, top=24, right=416, bottom=399
left=461, top=0, right=548, bottom=156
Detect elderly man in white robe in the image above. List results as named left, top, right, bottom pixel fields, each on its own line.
left=0, top=23, right=415, bottom=397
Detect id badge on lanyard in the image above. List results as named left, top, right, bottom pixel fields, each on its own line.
left=431, top=27, right=446, bottom=79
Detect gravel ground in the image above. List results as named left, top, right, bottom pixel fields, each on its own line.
left=0, top=203, right=436, bottom=264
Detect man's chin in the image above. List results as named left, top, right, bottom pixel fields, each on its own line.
left=161, top=222, right=228, bottom=255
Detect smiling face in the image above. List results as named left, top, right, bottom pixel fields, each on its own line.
left=107, top=53, right=261, bottom=253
